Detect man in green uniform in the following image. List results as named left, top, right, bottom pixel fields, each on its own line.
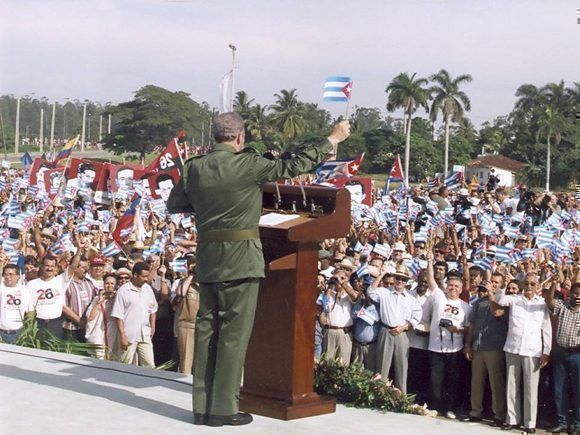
left=167, top=112, right=350, bottom=427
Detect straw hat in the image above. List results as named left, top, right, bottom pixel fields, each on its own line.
left=392, top=264, right=411, bottom=280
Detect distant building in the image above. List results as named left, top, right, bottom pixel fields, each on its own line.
left=465, top=155, right=527, bottom=188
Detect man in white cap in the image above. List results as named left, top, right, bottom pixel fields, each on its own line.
left=367, top=263, right=422, bottom=393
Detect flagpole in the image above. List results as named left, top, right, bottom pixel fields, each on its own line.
left=228, top=44, right=237, bottom=111
left=345, top=99, right=351, bottom=120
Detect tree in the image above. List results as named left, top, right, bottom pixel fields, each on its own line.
left=429, top=69, right=473, bottom=175
left=270, top=89, right=306, bottom=142
left=104, top=85, right=205, bottom=159
left=349, top=106, right=386, bottom=132
left=246, top=104, right=270, bottom=142
left=385, top=72, right=430, bottom=185
left=233, top=91, right=254, bottom=120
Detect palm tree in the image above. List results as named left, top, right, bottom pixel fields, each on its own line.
left=246, top=104, right=270, bottom=142
left=270, top=89, right=306, bottom=141
left=385, top=72, right=430, bottom=185
left=233, top=91, right=254, bottom=120
left=536, top=105, right=567, bottom=191
left=429, top=69, right=473, bottom=175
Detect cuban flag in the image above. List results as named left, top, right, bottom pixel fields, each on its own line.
left=504, top=225, right=521, bottom=239
left=536, top=229, right=556, bottom=249
left=171, top=258, right=188, bottom=273
left=426, top=178, right=440, bottom=189
left=314, top=153, right=364, bottom=183
left=2, top=238, right=19, bottom=252
left=355, top=264, right=369, bottom=278
left=323, top=76, right=352, bottom=102
left=444, top=171, right=463, bottom=190
left=494, top=245, right=513, bottom=263
left=388, top=155, right=405, bottom=183
left=102, top=241, right=122, bottom=257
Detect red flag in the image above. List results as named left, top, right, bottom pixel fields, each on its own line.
left=145, top=135, right=184, bottom=173
left=388, top=155, right=405, bottom=182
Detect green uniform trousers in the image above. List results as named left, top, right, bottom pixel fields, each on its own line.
left=193, top=278, right=260, bottom=416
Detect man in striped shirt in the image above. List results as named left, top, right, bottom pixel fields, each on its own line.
left=62, top=257, right=95, bottom=341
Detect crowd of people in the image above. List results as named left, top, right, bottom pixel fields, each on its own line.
left=0, top=136, right=578, bottom=432
left=315, top=182, right=578, bottom=433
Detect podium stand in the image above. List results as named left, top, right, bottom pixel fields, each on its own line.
left=239, top=183, right=351, bottom=420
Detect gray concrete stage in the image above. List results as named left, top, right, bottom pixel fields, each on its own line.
left=0, top=343, right=502, bottom=435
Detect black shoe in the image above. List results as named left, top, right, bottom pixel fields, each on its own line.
left=501, top=423, right=516, bottom=431
left=460, top=415, right=482, bottom=422
left=546, top=425, right=566, bottom=433
left=522, top=428, right=535, bottom=434
left=206, top=412, right=253, bottom=427
left=193, top=413, right=206, bottom=425
left=492, top=419, right=504, bottom=427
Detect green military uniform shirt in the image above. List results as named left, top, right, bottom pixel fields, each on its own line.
left=167, top=140, right=332, bottom=283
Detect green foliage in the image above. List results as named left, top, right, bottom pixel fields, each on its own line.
left=104, top=85, right=209, bottom=158
left=14, top=313, right=102, bottom=356
left=314, top=356, right=418, bottom=413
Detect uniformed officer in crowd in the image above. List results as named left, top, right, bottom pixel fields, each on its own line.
left=167, top=112, right=350, bottom=427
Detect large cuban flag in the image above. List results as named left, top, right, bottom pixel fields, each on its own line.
left=323, top=76, right=353, bottom=102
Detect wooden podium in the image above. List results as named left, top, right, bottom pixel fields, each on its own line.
left=239, top=183, right=351, bottom=420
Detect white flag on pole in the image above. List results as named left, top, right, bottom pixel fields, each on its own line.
left=219, top=69, right=234, bottom=113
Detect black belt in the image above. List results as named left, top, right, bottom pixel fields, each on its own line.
left=560, top=346, right=580, bottom=354
left=0, top=328, right=21, bottom=334
left=354, top=339, right=377, bottom=346
left=380, top=321, right=397, bottom=329
left=325, top=325, right=353, bottom=332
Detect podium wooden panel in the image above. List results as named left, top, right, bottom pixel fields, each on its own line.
left=239, top=183, right=351, bottom=420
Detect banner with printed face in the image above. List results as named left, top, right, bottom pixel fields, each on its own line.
left=42, top=167, right=65, bottom=199
left=108, top=164, right=144, bottom=198
left=30, top=158, right=54, bottom=191
left=331, top=177, right=373, bottom=207
left=142, top=168, right=180, bottom=202
left=64, top=158, right=105, bottom=199
left=94, top=163, right=113, bottom=205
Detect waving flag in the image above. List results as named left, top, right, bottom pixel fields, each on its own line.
left=102, top=241, right=122, bottom=257
left=53, top=135, right=79, bottom=164
left=315, top=153, right=364, bottom=183
left=323, top=76, right=352, bottom=102
left=112, top=194, right=142, bottom=244
left=444, top=171, right=463, bottom=190
left=144, top=133, right=184, bottom=173
left=388, top=155, right=405, bottom=183
left=171, top=258, right=188, bottom=273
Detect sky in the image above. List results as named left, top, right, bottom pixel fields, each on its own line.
left=1, top=0, right=579, bottom=127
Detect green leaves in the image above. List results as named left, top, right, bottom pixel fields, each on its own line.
left=314, top=356, right=417, bottom=413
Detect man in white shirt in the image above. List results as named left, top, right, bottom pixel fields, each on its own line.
left=489, top=273, right=551, bottom=434
left=28, top=253, right=78, bottom=339
left=318, top=270, right=359, bottom=364
left=422, top=251, right=471, bottom=419
left=111, top=261, right=158, bottom=367
left=367, top=264, right=422, bottom=393
left=0, top=263, right=32, bottom=343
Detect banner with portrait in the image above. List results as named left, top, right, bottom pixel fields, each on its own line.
left=331, top=177, right=373, bottom=207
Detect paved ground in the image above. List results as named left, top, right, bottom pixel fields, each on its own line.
left=0, top=344, right=527, bottom=435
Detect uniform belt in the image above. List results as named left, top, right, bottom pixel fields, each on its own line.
left=197, top=228, right=260, bottom=243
